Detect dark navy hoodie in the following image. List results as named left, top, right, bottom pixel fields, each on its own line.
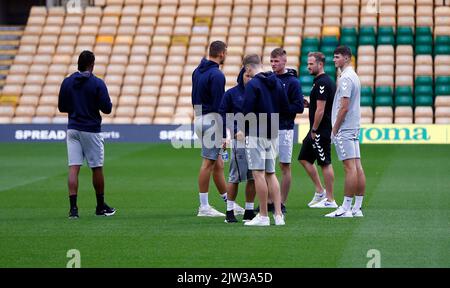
left=276, top=68, right=304, bottom=130
left=219, top=67, right=246, bottom=137
left=239, top=71, right=290, bottom=139
left=58, top=71, right=112, bottom=133
left=191, top=58, right=226, bottom=116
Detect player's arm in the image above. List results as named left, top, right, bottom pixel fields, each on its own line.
left=332, top=97, right=349, bottom=136
left=311, top=100, right=325, bottom=138
left=58, top=79, right=71, bottom=113
left=219, top=91, right=232, bottom=139
left=98, top=80, right=112, bottom=114
left=287, top=80, right=304, bottom=114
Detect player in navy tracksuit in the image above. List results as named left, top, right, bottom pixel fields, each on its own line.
left=58, top=50, right=115, bottom=219
left=219, top=67, right=256, bottom=223
left=191, top=41, right=231, bottom=217
left=238, top=54, right=290, bottom=226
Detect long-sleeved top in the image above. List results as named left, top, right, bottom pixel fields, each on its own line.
left=276, top=68, right=304, bottom=130
left=58, top=71, right=112, bottom=133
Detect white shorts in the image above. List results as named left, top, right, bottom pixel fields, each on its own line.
left=67, top=129, right=104, bottom=168
left=245, top=136, right=277, bottom=173
left=333, top=129, right=361, bottom=161
left=194, top=114, right=222, bottom=161
left=278, top=129, right=294, bottom=164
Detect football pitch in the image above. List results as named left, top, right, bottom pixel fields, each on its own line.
left=0, top=142, right=449, bottom=268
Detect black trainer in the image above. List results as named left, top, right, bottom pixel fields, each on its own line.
left=281, top=203, right=287, bottom=214
left=242, top=209, right=256, bottom=222
left=96, top=203, right=116, bottom=216
left=224, top=210, right=238, bottom=223
left=69, top=207, right=79, bottom=219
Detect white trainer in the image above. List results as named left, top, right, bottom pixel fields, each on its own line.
left=352, top=209, right=364, bottom=217
left=273, top=214, right=285, bottom=226
left=244, top=214, right=270, bottom=226
left=197, top=205, right=225, bottom=217
left=325, top=206, right=353, bottom=218
left=233, top=203, right=245, bottom=216
left=310, top=198, right=338, bottom=208
left=308, top=191, right=326, bottom=207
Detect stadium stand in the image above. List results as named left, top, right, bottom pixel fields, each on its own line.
left=0, top=0, right=449, bottom=125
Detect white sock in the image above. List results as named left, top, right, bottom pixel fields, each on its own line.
left=220, top=193, right=227, bottom=202
left=227, top=200, right=235, bottom=211
left=199, top=193, right=209, bottom=207
left=245, top=202, right=254, bottom=210
left=315, top=190, right=325, bottom=198
left=342, top=196, right=353, bottom=211
left=353, top=196, right=364, bottom=211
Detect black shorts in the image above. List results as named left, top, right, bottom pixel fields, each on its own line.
left=298, top=132, right=332, bottom=166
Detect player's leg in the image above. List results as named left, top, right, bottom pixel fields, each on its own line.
left=279, top=162, right=291, bottom=207
left=321, top=164, right=335, bottom=202
left=66, top=129, right=83, bottom=219
left=243, top=180, right=256, bottom=221
left=352, top=138, right=365, bottom=216
left=225, top=182, right=239, bottom=223
left=252, top=170, right=268, bottom=216
left=299, top=135, right=326, bottom=206
left=212, top=156, right=228, bottom=199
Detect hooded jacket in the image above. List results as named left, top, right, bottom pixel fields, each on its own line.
left=219, top=67, right=246, bottom=137
left=191, top=58, right=226, bottom=116
left=58, top=71, right=112, bottom=133
left=239, top=71, right=290, bottom=139
left=276, top=68, right=304, bottom=130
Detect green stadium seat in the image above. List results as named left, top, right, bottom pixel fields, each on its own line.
left=322, top=36, right=339, bottom=46
left=416, top=34, right=433, bottom=45
left=300, top=54, right=309, bottom=64
left=414, top=85, right=433, bottom=97
left=361, top=96, right=373, bottom=107
left=415, top=76, right=433, bottom=86
left=436, top=85, right=450, bottom=96
left=397, top=26, right=413, bottom=36
left=341, top=27, right=357, bottom=36
left=378, top=26, right=394, bottom=36
left=436, top=76, right=450, bottom=86
left=299, top=75, right=314, bottom=86
left=361, top=86, right=373, bottom=97
left=302, top=85, right=313, bottom=96
left=320, top=45, right=337, bottom=57
left=395, top=96, right=414, bottom=107
left=375, top=96, right=393, bottom=107
left=301, top=45, right=319, bottom=55
left=376, top=86, right=393, bottom=97
left=299, top=63, right=309, bottom=75
left=359, top=26, right=376, bottom=36
left=415, top=26, right=432, bottom=36
left=340, top=35, right=357, bottom=46
left=395, top=86, right=413, bottom=97
left=324, top=65, right=336, bottom=77
left=377, top=34, right=395, bottom=45
left=396, top=35, right=414, bottom=45
left=359, top=35, right=376, bottom=46
left=434, top=44, right=450, bottom=55
left=415, top=95, right=433, bottom=106
left=415, top=44, right=432, bottom=55
left=435, top=36, right=450, bottom=46
left=303, top=37, right=320, bottom=47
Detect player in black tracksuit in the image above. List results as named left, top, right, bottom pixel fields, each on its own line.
left=298, top=52, right=338, bottom=208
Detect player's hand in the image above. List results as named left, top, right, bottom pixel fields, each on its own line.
left=221, top=138, right=228, bottom=149
left=235, top=131, right=244, bottom=141
left=303, top=99, right=310, bottom=108
left=310, top=131, right=317, bottom=140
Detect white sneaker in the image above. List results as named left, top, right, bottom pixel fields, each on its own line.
left=308, top=191, right=326, bottom=207
left=325, top=206, right=353, bottom=218
left=244, top=214, right=270, bottom=226
left=310, top=198, right=338, bottom=208
left=197, top=205, right=225, bottom=217
left=352, top=209, right=364, bottom=217
left=233, top=203, right=245, bottom=216
left=273, top=214, right=285, bottom=226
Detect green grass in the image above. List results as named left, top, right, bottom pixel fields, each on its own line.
left=0, top=143, right=449, bottom=268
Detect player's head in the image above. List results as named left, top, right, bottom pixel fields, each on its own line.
left=78, top=50, right=95, bottom=72
left=333, top=45, right=352, bottom=69
left=307, top=52, right=325, bottom=76
left=243, top=54, right=263, bottom=77
left=270, top=48, right=287, bottom=74
left=209, top=40, right=227, bottom=65
left=243, top=69, right=252, bottom=86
